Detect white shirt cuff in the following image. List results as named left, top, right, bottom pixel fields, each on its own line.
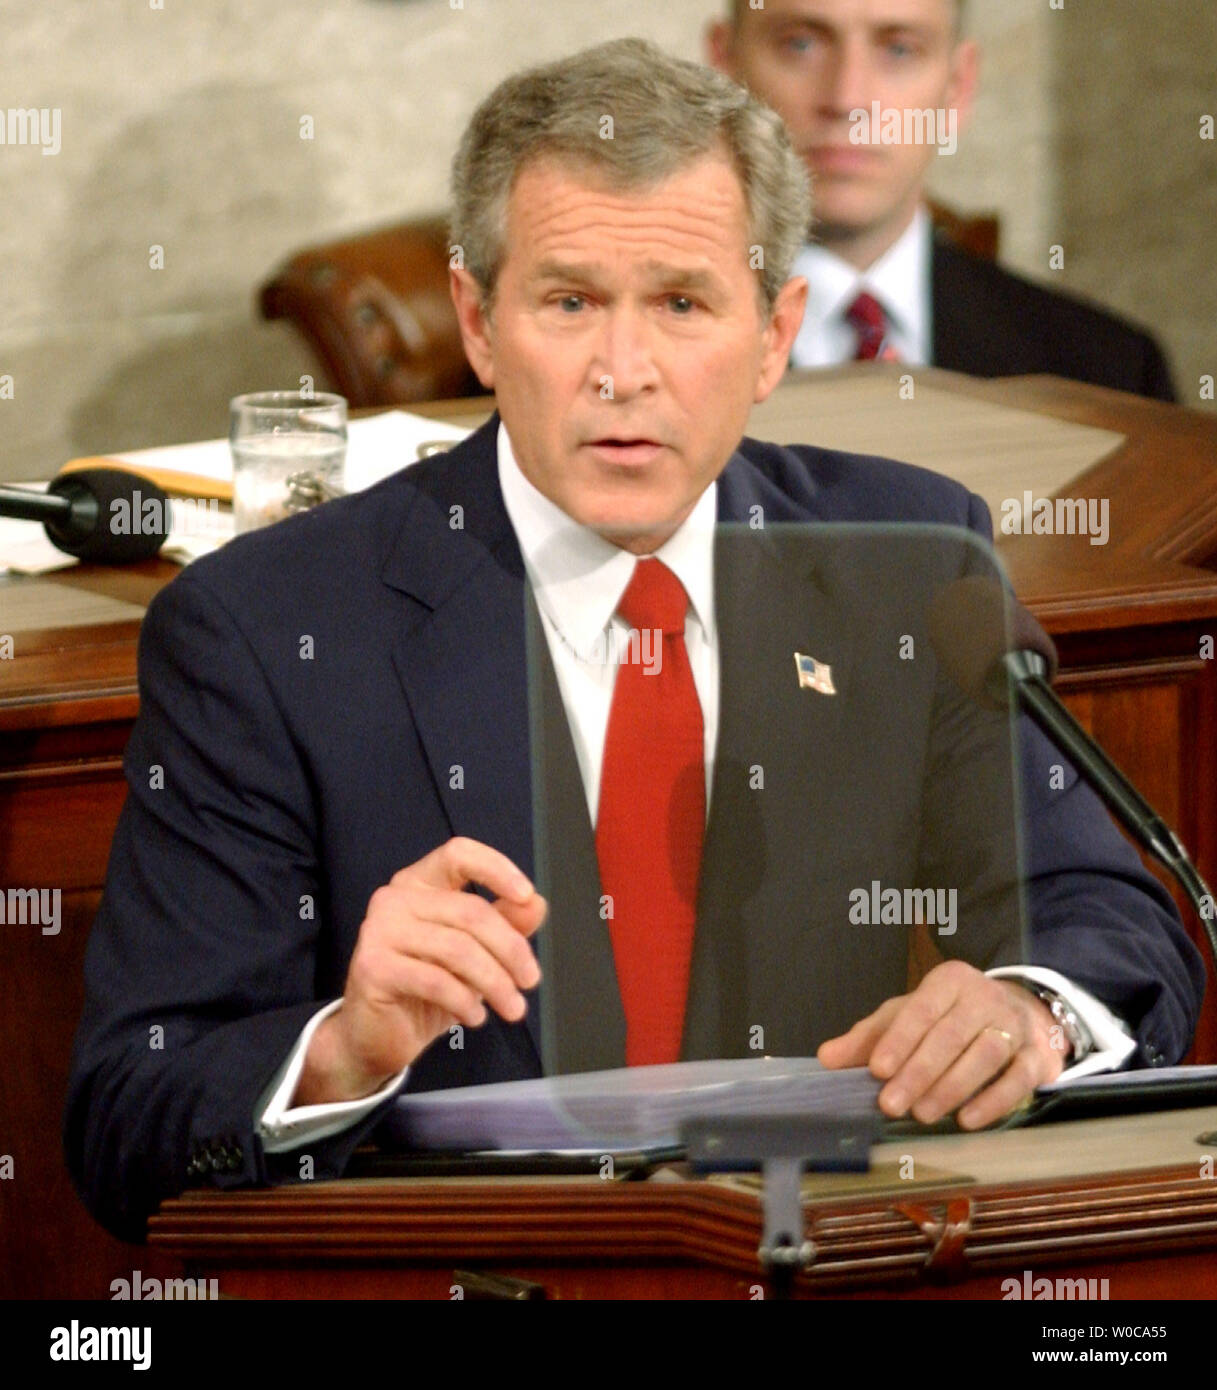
left=257, top=999, right=409, bottom=1153
left=987, top=964, right=1138, bottom=1081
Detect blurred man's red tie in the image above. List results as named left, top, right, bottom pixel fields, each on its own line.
left=596, top=558, right=705, bottom=1065
left=846, top=290, right=893, bottom=361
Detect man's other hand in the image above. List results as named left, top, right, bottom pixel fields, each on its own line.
left=817, top=960, right=1067, bottom=1129
left=294, top=838, right=546, bottom=1106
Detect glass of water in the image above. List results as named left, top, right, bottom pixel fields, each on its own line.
left=229, top=390, right=348, bottom=534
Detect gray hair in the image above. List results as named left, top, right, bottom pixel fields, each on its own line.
left=449, top=37, right=812, bottom=313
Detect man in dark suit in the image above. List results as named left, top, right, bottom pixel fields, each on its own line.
left=707, top=0, right=1176, bottom=399
left=66, top=38, right=1202, bottom=1243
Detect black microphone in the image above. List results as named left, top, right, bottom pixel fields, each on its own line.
left=0, top=468, right=170, bottom=563
left=929, top=575, right=1217, bottom=964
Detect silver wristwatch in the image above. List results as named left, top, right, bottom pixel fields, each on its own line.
left=1024, top=984, right=1093, bottom=1060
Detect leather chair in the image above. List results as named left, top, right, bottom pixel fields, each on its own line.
left=259, top=202, right=1000, bottom=409
left=259, top=218, right=482, bottom=408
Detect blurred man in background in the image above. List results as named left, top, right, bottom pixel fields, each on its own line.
left=707, top=0, right=1176, bottom=399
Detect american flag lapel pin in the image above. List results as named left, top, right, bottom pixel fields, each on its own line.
left=794, top=651, right=836, bottom=695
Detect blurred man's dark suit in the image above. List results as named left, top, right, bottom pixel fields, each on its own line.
left=932, top=235, right=1176, bottom=401
left=65, top=413, right=1204, bottom=1240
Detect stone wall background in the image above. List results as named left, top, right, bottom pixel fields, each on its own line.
left=0, top=0, right=1211, bottom=482
left=1050, top=0, right=1217, bottom=405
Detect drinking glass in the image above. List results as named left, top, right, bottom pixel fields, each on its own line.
left=229, top=391, right=347, bottom=534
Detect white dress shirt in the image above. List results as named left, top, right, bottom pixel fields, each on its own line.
left=789, top=204, right=933, bottom=369
left=257, top=423, right=1134, bottom=1152
left=496, top=421, right=720, bottom=822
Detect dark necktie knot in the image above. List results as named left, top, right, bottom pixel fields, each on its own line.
left=617, top=558, right=688, bottom=637
left=846, top=290, right=889, bottom=361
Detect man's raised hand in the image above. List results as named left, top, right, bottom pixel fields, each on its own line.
left=294, top=838, right=546, bottom=1106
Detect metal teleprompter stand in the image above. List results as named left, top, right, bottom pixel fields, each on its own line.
left=682, top=1112, right=880, bottom=1299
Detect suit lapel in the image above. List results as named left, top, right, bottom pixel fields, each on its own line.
left=382, top=415, right=545, bottom=1069
left=383, top=415, right=531, bottom=867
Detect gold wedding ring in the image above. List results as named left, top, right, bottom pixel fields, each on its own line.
left=984, top=1025, right=1017, bottom=1058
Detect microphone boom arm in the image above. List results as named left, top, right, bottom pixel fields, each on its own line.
left=1007, top=650, right=1217, bottom=965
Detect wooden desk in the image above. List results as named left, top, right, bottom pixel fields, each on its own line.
left=3, top=371, right=1216, bottom=1299
left=147, top=1104, right=1217, bottom=1299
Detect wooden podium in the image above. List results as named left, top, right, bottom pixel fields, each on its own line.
left=145, top=1103, right=1217, bottom=1300
left=3, top=367, right=1217, bottom=1299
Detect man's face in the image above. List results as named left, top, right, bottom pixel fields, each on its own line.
left=449, top=154, right=805, bottom=554
left=709, top=0, right=975, bottom=246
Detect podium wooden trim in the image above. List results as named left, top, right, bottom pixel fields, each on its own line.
left=147, top=1155, right=1217, bottom=1300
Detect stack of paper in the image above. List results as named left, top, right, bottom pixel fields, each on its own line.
left=381, top=1057, right=884, bottom=1154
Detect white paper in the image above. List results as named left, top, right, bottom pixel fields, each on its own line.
left=1, top=410, right=473, bottom=575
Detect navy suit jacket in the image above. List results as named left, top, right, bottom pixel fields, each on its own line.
left=65, top=413, right=1204, bottom=1240
left=931, top=236, right=1176, bottom=402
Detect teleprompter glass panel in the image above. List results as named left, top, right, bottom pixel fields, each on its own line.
left=520, top=522, right=1031, bottom=1145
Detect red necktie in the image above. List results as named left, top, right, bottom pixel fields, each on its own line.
left=846, top=290, right=891, bottom=361
left=595, top=559, right=705, bottom=1066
